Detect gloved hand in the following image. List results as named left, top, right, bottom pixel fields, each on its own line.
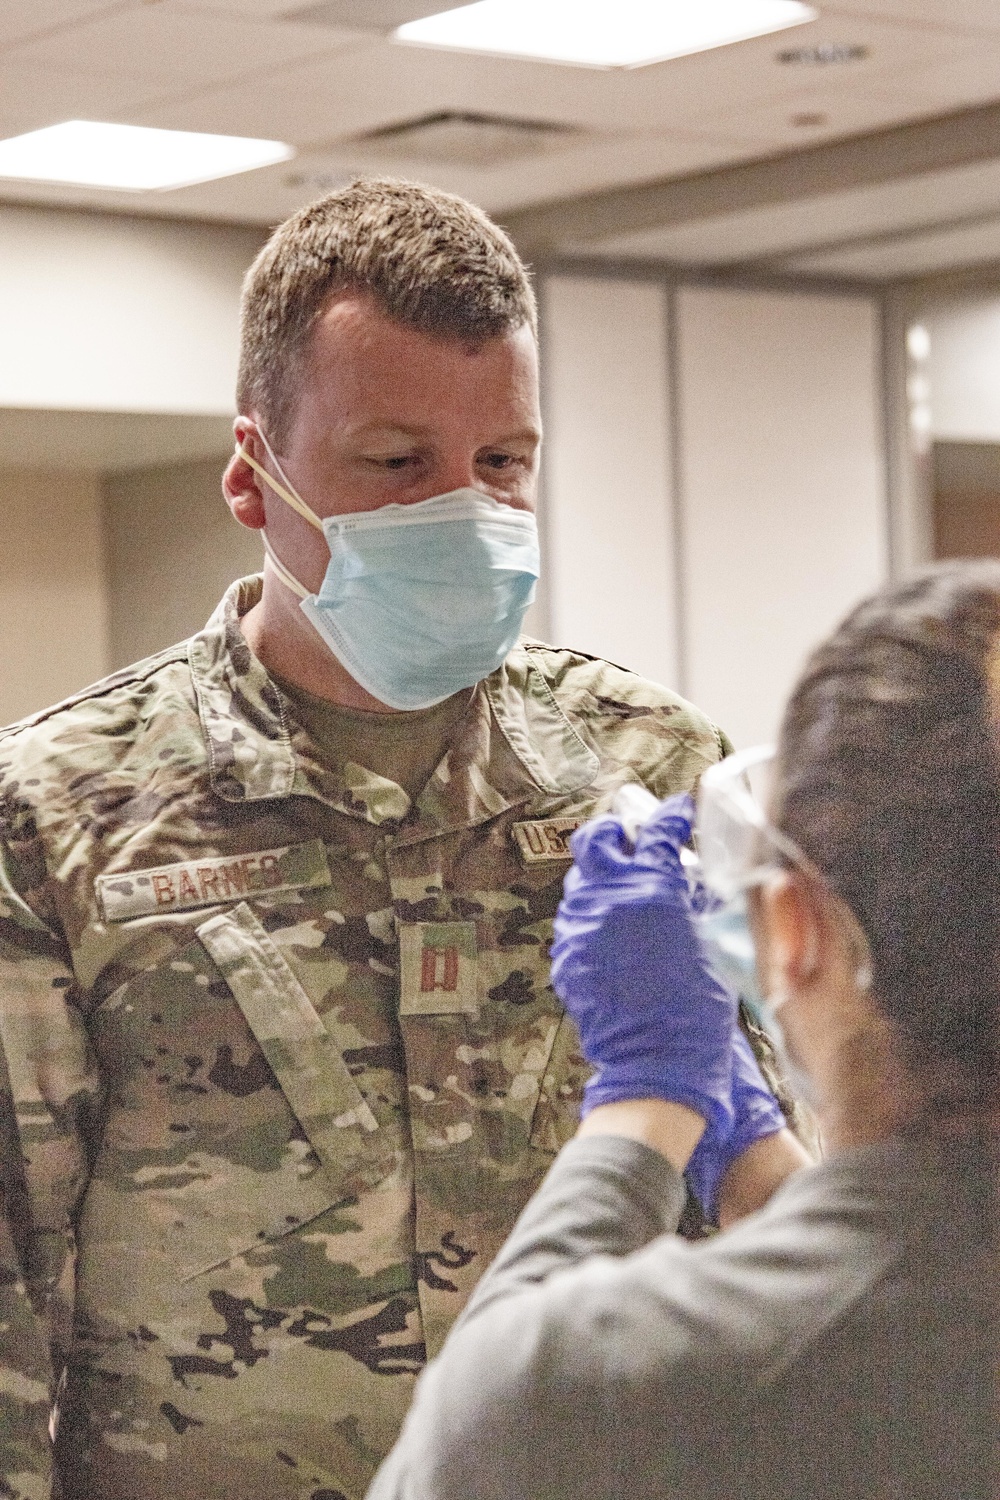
left=684, top=1026, right=787, bottom=1218
left=550, top=793, right=737, bottom=1133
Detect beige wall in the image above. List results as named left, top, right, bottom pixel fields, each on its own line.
left=676, top=286, right=889, bottom=747
left=0, top=205, right=264, bottom=415
left=539, top=274, right=890, bottom=748
left=0, top=457, right=264, bottom=726
left=541, top=276, right=678, bottom=688
left=0, top=469, right=109, bottom=724
left=103, top=456, right=264, bottom=670
left=924, top=297, right=1000, bottom=443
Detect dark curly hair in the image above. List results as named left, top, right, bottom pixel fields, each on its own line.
left=774, top=561, right=1000, bottom=1112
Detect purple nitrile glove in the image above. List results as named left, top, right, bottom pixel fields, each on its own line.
left=550, top=793, right=737, bottom=1135
left=684, top=1026, right=787, bottom=1218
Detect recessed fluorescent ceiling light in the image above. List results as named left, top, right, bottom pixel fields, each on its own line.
left=396, top=0, right=818, bottom=69
left=0, top=120, right=294, bottom=192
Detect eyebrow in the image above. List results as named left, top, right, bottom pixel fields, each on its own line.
left=349, top=425, right=425, bottom=444
left=350, top=424, right=542, bottom=446
left=489, top=428, right=543, bottom=446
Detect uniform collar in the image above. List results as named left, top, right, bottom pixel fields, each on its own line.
left=189, top=577, right=599, bottom=833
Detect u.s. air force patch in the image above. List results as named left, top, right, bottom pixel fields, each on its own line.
left=512, top=816, right=585, bottom=864
left=95, top=839, right=332, bottom=922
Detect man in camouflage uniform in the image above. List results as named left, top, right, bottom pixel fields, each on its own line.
left=0, top=179, right=784, bottom=1500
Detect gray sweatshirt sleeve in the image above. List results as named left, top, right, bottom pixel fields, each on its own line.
left=367, top=1134, right=688, bottom=1500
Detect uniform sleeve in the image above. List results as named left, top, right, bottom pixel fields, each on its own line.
left=367, top=1136, right=688, bottom=1500
left=0, top=838, right=104, bottom=1497
left=0, top=1093, right=55, bottom=1493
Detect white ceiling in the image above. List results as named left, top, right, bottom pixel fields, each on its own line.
left=587, top=158, right=1000, bottom=265
left=1, top=1, right=1000, bottom=279
left=785, top=215, right=1000, bottom=279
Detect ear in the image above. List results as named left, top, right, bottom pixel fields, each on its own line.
left=755, top=871, right=821, bottom=996
left=222, top=416, right=267, bottom=531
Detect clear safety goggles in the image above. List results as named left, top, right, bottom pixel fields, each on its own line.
left=696, top=744, right=874, bottom=988
left=695, top=744, right=815, bottom=903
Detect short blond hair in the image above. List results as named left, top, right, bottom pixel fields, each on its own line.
left=237, top=177, right=536, bottom=446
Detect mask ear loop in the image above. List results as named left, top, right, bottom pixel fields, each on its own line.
left=260, top=533, right=310, bottom=600
left=237, top=442, right=325, bottom=534
left=236, top=427, right=324, bottom=600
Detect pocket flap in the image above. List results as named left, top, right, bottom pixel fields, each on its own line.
left=197, top=902, right=387, bottom=1182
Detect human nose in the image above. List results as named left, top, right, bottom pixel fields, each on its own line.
left=434, top=450, right=481, bottom=496
left=433, top=452, right=530, bottom=510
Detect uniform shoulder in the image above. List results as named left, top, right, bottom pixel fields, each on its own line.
left=521, top=639, right=730, bottom=777
left=0, top=640, right=193, bottom=774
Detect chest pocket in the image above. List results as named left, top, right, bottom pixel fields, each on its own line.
left=84, top=901, right=394, bottom=1282
left=197, top=902, right=381, bottom=1160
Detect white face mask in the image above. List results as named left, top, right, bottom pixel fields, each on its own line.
left=238, top=429, right=540, bottom=710
left=695, top=890, right=819, bottom=1106
left=694, top=746, right=873, bottom=1109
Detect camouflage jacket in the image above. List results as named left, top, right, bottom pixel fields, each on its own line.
left=0, top=576, right=732, bottom=1500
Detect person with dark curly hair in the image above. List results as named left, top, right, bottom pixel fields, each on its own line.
left=371, top=560, right=999, bottom=1500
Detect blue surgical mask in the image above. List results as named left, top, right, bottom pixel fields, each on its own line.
left=238, top=430, right=540, bottom=710
left=696, top=891, right=816, bottom=1105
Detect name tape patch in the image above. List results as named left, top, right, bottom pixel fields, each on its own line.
left=96, top=839, right=332, bottom=923
left=512, top=817, right=585, bottom=864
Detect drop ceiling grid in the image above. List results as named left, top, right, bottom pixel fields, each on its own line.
left=0, top=2, right=368, bottom=103
left=652, top=9, right=982, bottom=134
left=686, top=40, right=1000, bottom=152
left=124, top=27, right=810, bottom=144
left=0, top=0, right=988, bottom=154
left=0, top=0, right=995, bottom=280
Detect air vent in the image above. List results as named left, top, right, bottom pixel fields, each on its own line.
left=777, top=42, right=868, bottom=65
left=346, top=111, right=583, bottom=168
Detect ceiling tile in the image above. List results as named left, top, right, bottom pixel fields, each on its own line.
left=0, top=0, right=996, bottom=261
left=0, top=0, right=123, bottom=51
left=481, top=7, right=975, bottom=136
left=0, top=58, right=175, bottom=139
left=150, top=129, right=763, bottom=221
left=125, top=34, right=783, bottom=215
left=129, top=24, right=833, bottom=149
left=826, top=1, right=1000, bottom=37
left=854, top=41, right=1000, bottom=118
left=683, top=40, right=996, bottom=150
left=179, top=0, right=433, bottom=18
left=119, top=4, right=984, bottom=160
left=3, top=1, right=365, bottom=96
left=672, top=11, right=981, bottom=132
left=277, top=0, right=447, bottom=25
left=130, top=36, right=603, bottom=143
left=174, top=0, right=351, bottom=14
left=0, top=121, right=765, bottom=226
left=450, top=134, right=772, bottom=214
